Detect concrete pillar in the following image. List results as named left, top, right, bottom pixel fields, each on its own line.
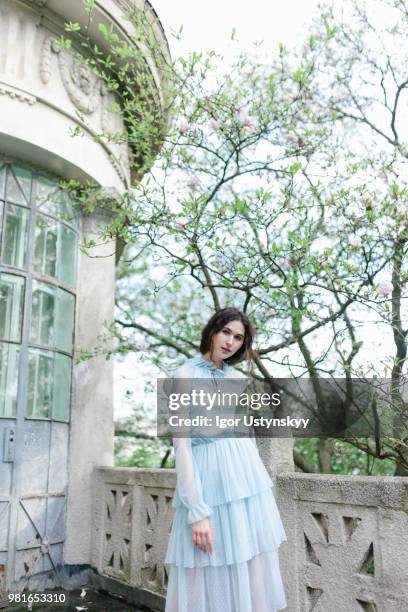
left=64, top=208, right=117, bottom=564
left=257, top=437, right=295, bottom=476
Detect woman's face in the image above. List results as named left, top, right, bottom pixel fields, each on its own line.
left=211, top=319, right=245, bottom=362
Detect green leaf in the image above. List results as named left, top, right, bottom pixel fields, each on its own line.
left=289, top=161, right=302, bottom=173
left=65, top=22, right=81, bottom=32
left=98, top=23, right=108, bottom=37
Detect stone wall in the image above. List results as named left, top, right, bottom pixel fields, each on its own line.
left=92, top=465, right=408, bottom=611
left=92, top=467, right=176, bottom=598
left=275, top=472, right=408, bottom=611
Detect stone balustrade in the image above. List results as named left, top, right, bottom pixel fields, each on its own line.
left=91, top=465, right=408, bottom=611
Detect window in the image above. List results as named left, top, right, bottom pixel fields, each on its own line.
left=0, top=161, right=79, bottom=421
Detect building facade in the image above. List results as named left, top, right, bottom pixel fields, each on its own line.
left=0, top=0, right=169, bottom=595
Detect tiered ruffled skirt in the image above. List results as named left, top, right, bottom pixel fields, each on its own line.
left=164, top=438, right=288, bottom=612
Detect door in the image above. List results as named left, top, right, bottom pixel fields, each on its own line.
left=0, top=162, right=78, bottom=598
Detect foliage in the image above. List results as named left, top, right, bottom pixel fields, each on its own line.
left=66, top=0, right=408, bottom=474
left=295, top=438, right=395, bottom=476
left=114, top=403, right=174, bottom=468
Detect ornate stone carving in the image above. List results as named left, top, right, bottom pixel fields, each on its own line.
left=140, top=487, right=174, bottom=593
left=52, top=41, right=101, bottom=114
left=103, top=486, right=132, bottom=582
left=38, top=33, right=129, bottom=184
left=40, top=36, right=126, bottom=137
left=109, top=154, right=126, bottom=183
left=0, top=83, right=36, bottom=106
left=40, top=36, right=101, bottom=114
left=302, top=503, right=380, bottom=610
left=39, top=35, right=54, bottom=84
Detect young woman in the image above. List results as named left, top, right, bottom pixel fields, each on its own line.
left=164, top=307, right=287, bottom=612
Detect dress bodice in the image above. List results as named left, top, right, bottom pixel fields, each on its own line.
left=173, top=355, right=246, bottom=447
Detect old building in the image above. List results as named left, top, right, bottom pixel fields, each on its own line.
left=0, top=0, right=169, bottom=596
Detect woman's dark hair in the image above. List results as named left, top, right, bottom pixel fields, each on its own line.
left=200, top=307, right=255, bottom=366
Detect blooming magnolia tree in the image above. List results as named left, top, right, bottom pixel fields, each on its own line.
left=69, top=0, right=408, bottom=473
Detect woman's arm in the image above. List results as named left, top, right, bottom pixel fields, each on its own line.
left=171, top=365, right=213, bottom=525
left=172, top=436, right=213, bottom=524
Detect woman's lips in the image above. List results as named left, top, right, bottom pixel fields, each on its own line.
left=221, top=347, right=231, bottom=353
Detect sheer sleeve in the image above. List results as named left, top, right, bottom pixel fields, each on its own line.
left=170, top=365, right=213, bottom=525
left=173, top=437, right=213, bottom=524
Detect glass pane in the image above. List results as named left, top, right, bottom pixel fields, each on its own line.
left=0, top=342, right=20, bottom=417
left=6, top=166, right=31, bottom=205
left=60, top=192, right=79, bottom=228
left=36, top=176, right=61, bottom=217
left=59, top=226, right=77, bottom=287
left=0, top=165, right=5, bottom=200
left=53, top=353, right=71, bottom=421
left=37, top=176, right=79, bottom=227
left=55, top=289, right=75, bottom=353
left=2, top=204, right=29, bottom=268
left=34, top=214, right=57, bottom=278
left=30, top=281, right=55, bottom=348
left=27, top=348, right=52, bottom=418
left=0, top=273, right=24, bottom=342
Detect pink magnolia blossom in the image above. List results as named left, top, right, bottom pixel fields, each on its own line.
left=349, top=235, right=362, bottom=248
left=397, top=205, right=408, bottom=220
left=208, top=118, right=219, bottom=130
left=377, top=281, right=392, bottom=297
left=178, top=120, right=190, bottom=134
left=188, top=176, right=200, bottom=189
left=286, top=133, right=298, bottom=144
left=237, top=111, right=256, bottom=131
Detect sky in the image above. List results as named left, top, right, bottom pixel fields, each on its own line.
left=114, top=0, right=403, bottom=420
left=151, top=0, right=321, bottom=55
left=114, top=0, right=324, bottom=419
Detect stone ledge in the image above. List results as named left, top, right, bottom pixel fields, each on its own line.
left=275, top=472, right=408, bottom=511
left=96, top=466, right=176, bottom=488
left=90, top=573, right=165, bottom=612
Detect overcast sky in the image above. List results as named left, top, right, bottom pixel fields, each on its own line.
left=152, top=0, right=321, bottom=55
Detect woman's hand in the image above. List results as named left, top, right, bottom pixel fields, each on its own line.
left=191, top=517, right=214, bottom=554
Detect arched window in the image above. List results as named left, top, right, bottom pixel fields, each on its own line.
left=0, top=161, right=79, bottom=421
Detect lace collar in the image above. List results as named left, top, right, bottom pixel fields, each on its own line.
left=191, top=355, right=229, bottom=373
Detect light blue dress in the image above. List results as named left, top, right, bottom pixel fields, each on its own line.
left=164, top=356, right=287, bottom=612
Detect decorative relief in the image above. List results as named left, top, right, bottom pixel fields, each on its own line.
left=39, top=34, right=128, bottom=180
left=103, top=486, right=132, bottom=582
left=40, top=38, right=101, bottom=114
left=140, top=487, right=174, bottom=593
left=0, top=83, right=36, bottom=106
left=39, top=36, right=54, bottom=85
left=109, top=154, right=127, bottom=183
left=302, top=505, right=379, bottom=611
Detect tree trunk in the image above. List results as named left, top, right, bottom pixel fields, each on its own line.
left=318, top=438, right=335, bottom=473
left=394, top=451, right=408, bottom=476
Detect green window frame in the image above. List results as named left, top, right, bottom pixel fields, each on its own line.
left=0, top=161, right=79, bottom=422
